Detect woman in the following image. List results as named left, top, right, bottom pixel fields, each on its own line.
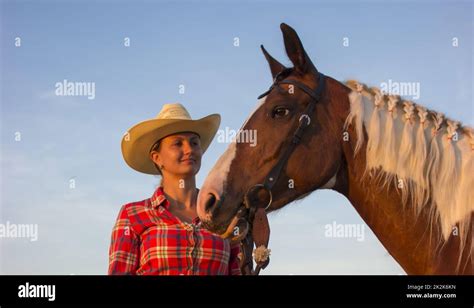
left=108, top=103, right=241, bottom=275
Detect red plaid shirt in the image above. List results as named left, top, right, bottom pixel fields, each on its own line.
left=108, top=186, right=241, bottom=275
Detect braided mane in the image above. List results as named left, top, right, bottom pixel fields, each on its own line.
left=343, top=80, right=473, bottom=270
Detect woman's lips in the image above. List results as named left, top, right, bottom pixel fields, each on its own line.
left=180, top=158, right=196, bottom=164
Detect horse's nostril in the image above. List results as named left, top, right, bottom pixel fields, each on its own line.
left=204, top=193, right=217, bottom=213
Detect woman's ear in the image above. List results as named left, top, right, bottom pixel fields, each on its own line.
left=150, top=151, right=164, bottom=174
left=150, top=151, right=161, bottom=166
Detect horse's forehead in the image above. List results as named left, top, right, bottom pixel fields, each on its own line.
left=202, top=98, right=267, bottom=195
left=205, top=141, right=237, bottom=195
left=241, top=97, right=267, bottom=129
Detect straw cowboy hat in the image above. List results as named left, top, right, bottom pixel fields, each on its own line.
left=121, top=103, right=221, bottom=175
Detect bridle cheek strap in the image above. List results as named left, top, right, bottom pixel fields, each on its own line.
left=240, top=72, right=326, bottom=275
left=264, top=73, right=326, bottom=192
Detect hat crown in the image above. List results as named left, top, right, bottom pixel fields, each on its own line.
left=156, top=103, right=192, bottom=120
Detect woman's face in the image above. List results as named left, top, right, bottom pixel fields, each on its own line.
left=150, top=132, right=202, bottom=178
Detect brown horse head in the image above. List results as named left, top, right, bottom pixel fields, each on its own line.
left=197, top=23, right=349, bottom=236
left=198, top=23, right=473, bottom=275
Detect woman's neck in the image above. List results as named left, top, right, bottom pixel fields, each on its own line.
left=161, top=176, right=197, bottom=210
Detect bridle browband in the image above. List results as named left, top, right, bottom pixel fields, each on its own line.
left=240, top=69, right=326, bottom=275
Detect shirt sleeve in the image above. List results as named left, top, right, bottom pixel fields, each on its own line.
left=108, top=204, right=140, bottom=275
left=228, top=243, right=242, bottom=276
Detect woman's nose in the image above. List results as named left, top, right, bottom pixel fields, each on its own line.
left=182, top=141, right=193, bottom=154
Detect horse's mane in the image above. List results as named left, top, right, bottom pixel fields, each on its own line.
left=343, top=80, right=473, bottom=269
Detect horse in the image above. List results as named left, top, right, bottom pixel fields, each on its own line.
left=196, top=23, right=473, bottom=275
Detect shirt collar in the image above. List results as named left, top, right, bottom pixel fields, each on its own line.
left=150, top=186, right=168, bottom=209
left=149, top=186, right=202, bottom=225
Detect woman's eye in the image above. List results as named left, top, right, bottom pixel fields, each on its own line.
left=273, top=107, right=290, bottom=118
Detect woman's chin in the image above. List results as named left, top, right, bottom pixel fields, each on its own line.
left=176, top=166, right=200, bottom=178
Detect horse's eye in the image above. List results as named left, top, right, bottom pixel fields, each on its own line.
left=272, top=107, right=290, bottom=118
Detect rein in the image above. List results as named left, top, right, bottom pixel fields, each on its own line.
left=239, top=70, right=326, bottom=275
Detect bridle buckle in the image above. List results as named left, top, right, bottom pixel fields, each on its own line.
left=244, top=184, right=273, bottom=211
left=299, top=114, right=311, bottom=126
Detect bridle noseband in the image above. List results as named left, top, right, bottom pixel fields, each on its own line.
left=239, top=69, right=326, bottom=275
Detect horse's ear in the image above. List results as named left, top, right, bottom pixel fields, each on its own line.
left=280, top=23, right=317, bottom=75
left=261, top=45, right=286, bottom=78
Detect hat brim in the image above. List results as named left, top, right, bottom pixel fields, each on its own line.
left=121, top=114, right=221, bottom=174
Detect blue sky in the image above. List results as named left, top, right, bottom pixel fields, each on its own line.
left=0, top=0, right=472, bottom=274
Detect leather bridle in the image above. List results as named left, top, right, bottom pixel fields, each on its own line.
left=239, top=69, right=326, bottom=275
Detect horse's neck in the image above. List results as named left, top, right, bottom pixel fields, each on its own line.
left=334, top=127, right=471, bottom=274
